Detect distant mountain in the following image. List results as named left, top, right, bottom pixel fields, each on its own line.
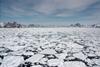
left=0, top=22, right=100, bottom=28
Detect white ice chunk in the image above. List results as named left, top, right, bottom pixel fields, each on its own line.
left=40, top=49, right=56, bottom=54
left=73, top=52, right=87, bottom=60
left=64, top=61, right=86, bottom=67
left=47, top=59, right=60, bottom=66
left=67, top=42, right=84, bottom=48
left=25, top=54, right=44, bottom=63
left=1, top=56, right=24, bottom=67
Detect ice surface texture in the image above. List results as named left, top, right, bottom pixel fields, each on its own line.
left=0, top=28, right=100, bottom=67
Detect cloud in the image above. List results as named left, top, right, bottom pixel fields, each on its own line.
left=84, top=9, right=100, bottom=24
left=33, top=0, right=99, bottom=15
left=0, top=0, right=99, bottom=16
left=0, top=0, right=100, bottom=24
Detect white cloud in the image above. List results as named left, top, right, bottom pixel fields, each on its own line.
left=33, top=0, right=99, bottom=15
left=1, top=0, right=99, bottom=19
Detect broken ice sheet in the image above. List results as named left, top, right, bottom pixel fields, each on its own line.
left=0, top=28, right=100, bottom=67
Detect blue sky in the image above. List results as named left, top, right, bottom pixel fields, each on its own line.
left=0, top=0, right=100, bottom=25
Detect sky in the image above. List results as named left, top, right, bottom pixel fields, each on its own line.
left=0, top=0, right=100, bottom=25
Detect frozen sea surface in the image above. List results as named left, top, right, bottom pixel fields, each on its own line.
left=0, top=28, right=100, bottom=67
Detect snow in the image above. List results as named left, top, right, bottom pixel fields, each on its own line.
left=40, top=49, right=56, bottom=54
left=0, top=56, right=24, bottom=67
left=0, top=28, right=100, bottom=67
left=64, top=61, right=86, bottom=67
left=67, top=42, right=84, bottom=48
left=47, top=59, right=60, bottom=66
left=25, top=54, right=44, bottom=63
left=73, top=52, right=87, bottom=60
left=32, top=65, right=41, bottom=67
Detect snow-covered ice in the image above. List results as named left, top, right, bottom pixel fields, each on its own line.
left=0, top=28, right=100, bottom=67
left=64, top=61, right=86, bottom=67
